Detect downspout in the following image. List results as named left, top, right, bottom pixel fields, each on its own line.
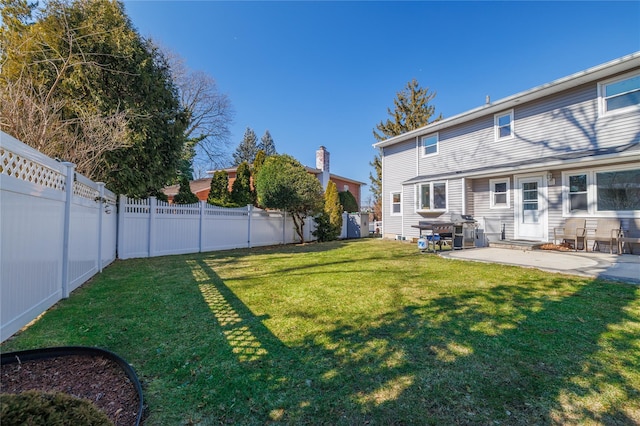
left=461, top=177, right=466, bottom=216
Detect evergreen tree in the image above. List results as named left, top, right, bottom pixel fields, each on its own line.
left=173, top=176, right=199, bottom=204
left=258, top=130, right=277, bottom=156
left=230, top=161, right=254, bottom=206
left=326, top=181, right=343, bottom=229
left=313, top=180, right=342, bottom=241
left=207, top=170, right=232, bottom=206
left=338, top=191, right=359, bottom=213
left=0, top=0, right=188, bottom=196
left=232, top=127, right=259, bottom=166
left=371, top=79, right=442, bottom=218
left=255, top=155, right=324, bottom=243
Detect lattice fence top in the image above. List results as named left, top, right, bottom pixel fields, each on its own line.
left=73, top=180, right=100, bottom=200
left=0, top=147, right=66, bottom=192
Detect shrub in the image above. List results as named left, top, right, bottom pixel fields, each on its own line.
left=312, top=212, right=340, bottom=242
left=173, top=176, right=199, bottom=204
left=338, top=190, right=358, bottom=213
left=0, top=391, right=113, bottom=425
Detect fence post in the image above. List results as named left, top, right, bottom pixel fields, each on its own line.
left=199, top=200, right=205, bottom=253
left=97, top=183, right=105, bottom=272
left=61, top=162, right=76, bottom=299
left=117, top=194, right=126, bottom=259
left=149, top=197, right=157, bottom=257
left=283, top=211, right=286, bottom=244
left=247, top=204, right=253, bottom=248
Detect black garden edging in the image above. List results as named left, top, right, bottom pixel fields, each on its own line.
left=1, top=346, right=143, bottom=426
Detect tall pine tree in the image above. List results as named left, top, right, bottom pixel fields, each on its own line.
left=370, top=79, right=442, bottom=219
left=232, top=127, right=258, bottom=166
left=258, top=130, right=277, bottom=156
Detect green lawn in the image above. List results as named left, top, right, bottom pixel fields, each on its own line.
left=2, top=239, right=639, bottom=425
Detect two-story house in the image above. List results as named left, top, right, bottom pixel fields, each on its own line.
left=373, top=53, right=640, bottom=251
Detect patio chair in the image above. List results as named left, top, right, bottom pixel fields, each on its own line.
left=591, top=218, right=621, bottom=254
left=553, top=218, right=586, bottom=251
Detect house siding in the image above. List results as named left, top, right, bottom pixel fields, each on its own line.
left=378, top=57, right=640, bottom=245
left=414, top=81, right=640, bottom=179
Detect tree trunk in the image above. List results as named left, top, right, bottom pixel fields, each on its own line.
left=291, top=213, right=306, bottom=243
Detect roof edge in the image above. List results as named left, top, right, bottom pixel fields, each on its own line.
left=374, top=52, right=640, bottom=149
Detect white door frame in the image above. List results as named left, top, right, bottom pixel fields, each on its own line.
left=514, top=173, right=548, bottom=241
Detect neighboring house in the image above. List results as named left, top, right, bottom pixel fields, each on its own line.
left=164, top=146, right=366, bottom=208
left=373, top=53, right=640, bottom=251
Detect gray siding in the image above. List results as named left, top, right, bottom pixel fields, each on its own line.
left=381, top=139, right=417, bottom=237
left=380, top=63, right=640, bottom=243
left=412, top=78, right=640, bottom=178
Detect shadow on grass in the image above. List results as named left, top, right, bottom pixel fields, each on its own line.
left=185, top=252, right=639, bottom=424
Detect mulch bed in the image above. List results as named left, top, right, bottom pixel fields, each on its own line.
left=1, top=354, right=141, bottom=425
left=538, top=242, right=575, bottom=251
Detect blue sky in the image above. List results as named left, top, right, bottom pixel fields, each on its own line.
left=122, top=1, right=640, bottom=204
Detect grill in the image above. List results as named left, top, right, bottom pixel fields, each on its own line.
left=412, top=214, right=477, bottom=251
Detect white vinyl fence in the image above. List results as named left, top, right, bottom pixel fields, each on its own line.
left=117, top=196, right=317, bottom=259
left=1, top=132, right=117, bottom=342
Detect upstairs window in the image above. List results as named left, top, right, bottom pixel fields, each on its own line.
left=421, top=134, right=438, bottom=157
left=494, top=110, right=514, bottom=140
left=599, top=71, right=640, bottom=116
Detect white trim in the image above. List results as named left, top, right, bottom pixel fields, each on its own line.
left=494, top=110, right=514, bottom=141
left=561, top=164, right=640, bottom=219
left=489, top=178, right=510, bottom=209
left=597, top=69, right=640, bottom=117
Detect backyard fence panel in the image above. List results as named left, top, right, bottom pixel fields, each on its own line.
left=154, top=200, right=201, bottom=256
left=67, top=174, right=101, bottom=293
left=118, top=196, right=151, bottom=259
left=100, top=190, right=118, bottom=269
left=1, top=132, right=116, bottom=342
left=250, top=208, right=287, bottom=247
left=201, top=204, right=251, bottom=251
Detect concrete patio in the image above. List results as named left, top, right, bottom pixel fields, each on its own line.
left=439, top=247, right=640, bottom=284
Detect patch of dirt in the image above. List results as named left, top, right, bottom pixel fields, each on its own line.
left=1, top=354, right=140, bottom=425
left=538, top=242, right=575, bottom=251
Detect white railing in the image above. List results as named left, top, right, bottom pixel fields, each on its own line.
left=117, top=197, right=317, bottom=259
left=1, top=132, right=117, bottom=342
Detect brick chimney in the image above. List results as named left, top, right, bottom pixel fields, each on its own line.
left=316, top=146, right=330, bottom=172
left=316, top=146, right=330, bottom=189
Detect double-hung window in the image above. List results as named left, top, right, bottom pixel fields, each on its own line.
left=563, top=166, right=640, bottom=217
left=489, top=178, right=510, bottom=209
left=417, top=181, right=447, bottom=211
left=494, top=110, right=514, bottom=140
left=568, top=174, right=588, bottom=212
left=421, top=133, right=438, bottom=157
left=599, top=71, right=640, bottom=116
left=390, top=191, right=402, bottom=216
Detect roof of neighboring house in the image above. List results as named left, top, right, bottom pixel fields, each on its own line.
left=374, top=52, right=640, bottom=149
left=402, top=142, right=640, bottom=184
left=163, top=177, right=211, bottom=197
left=304, top=166, right=367, bottom=186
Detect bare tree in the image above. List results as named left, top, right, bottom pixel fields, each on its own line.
left=164, top=49, right=235, bottom=171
